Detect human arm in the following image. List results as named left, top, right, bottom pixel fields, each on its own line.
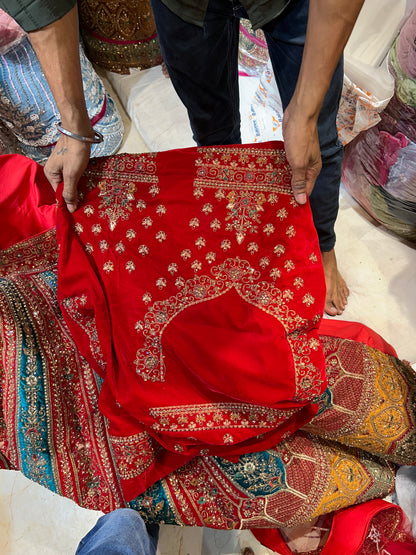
left=27, top=4, right=94, bottom=212
left=283, top=0, right=364, bottom=204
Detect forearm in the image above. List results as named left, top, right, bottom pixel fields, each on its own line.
left=291, top=0, right=364, bottom=120
left=28, top=4, right=94, bottom=137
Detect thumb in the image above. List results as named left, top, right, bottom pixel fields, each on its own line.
left=291, top=170, right=308, bottom=205
left=62, top=179, right=78, bottom=213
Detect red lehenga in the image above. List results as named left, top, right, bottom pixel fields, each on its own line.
left=0, top=143, right=416, bottom=552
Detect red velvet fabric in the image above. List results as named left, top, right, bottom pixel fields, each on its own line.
left=252, top=499, right=416, bottom=554
left=55, top=142, right=327, bottom=499
left=0, top=154, right=56, bottom=250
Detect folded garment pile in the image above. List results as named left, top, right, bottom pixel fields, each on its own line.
left=342, top=8, right=416, bottom=242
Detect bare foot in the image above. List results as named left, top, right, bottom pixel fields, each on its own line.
left=161, top=61, right=170, bottom=79
left=321, top=249, right=349, bottom=316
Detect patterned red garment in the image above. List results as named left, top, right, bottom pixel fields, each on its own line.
left=252, top=499, right=416, bottom=554
left=56, top=142, right=327, bottom=499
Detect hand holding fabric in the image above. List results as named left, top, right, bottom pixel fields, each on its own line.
left=44, top=136, right=91, bottom=212
left=282, top=103, right=322, bottom=205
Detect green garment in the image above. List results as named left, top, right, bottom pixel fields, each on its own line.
left=0, top=0, right=76, bottom=32
left=390, top=38, right=416, bottom=109
left=161, top=0, right=292, bottom=30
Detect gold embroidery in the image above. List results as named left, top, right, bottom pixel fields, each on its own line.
left=210, top=219, right=221, bottom=231
left=149, top=402, right=300, bottom=433
left=202, top=203, right=213, bottom=214
left=97, top=180, right=137, bottom=231
left=274, top=244, right=285, bottom=256
left=138, top=245, right=149, bottom=256
left=134, top=258, right=320, bottom=391
left=155, top=231, right=167, bottom=242
left=75, top=223, right=84, bottom=235
left=116, top=241, right=125, bottom=254
left=110, top=432, right=160, bottom=481
left=195, top=237, right=206, bottom=249
left=0, top=228, right=57, bottom=277
left=194, top=146, right=292, bottom=244
left=142, top=216, right=153, bottom=228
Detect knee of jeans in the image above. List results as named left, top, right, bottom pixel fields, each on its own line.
left=107, top=508, right=147, bottom=528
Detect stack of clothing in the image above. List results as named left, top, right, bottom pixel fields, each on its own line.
left=342, top=8, right=416, bottom=242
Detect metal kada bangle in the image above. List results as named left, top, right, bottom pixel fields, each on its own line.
left=56, top=123, right=104, bottom=144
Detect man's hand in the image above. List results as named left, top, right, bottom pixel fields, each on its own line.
left=44, top=136, right=91, bottom=212
left=28, top=4, right=93, bottom=212
left=282, top=103, right=322, bottom=205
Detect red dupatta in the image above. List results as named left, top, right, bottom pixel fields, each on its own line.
left=56, top=142, right=327, bottom=499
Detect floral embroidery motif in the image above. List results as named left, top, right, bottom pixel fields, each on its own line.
left=225, top=190, right=266, bottom=244
left=194, top=146, right=291, bottom=244
left=156, top=205, right=166, bottom=216
left=97, top=180, right=137, bottom=231
left=303, top=293, right=315, bottom=307
left=195, top=237, right=206, bottom=249
left=294, top=277, right=304, bottom=289
left=115, top=241, right=125, bottom=254
left=84, top=205, right=94, bottom=216
left=263, top=223, right=275, bottom=236
left=136, top=199, right=146, bottom=211
left=221, top=240, right=232, bottom=251
left=156, top=278, right=167, bottom=289
left=142, top=217, right=153, bottom=229
left=277, top=208, right=288, bottom=220
left=286, top=225, right=296, bottom=239
left=181, top=249, right=192, bottom=260
left=138, top=245, right=149, bottom=256
left=202, top=203, right=213, bottom=215
left=270, top=268, right=281, bottom=280
left=259, top=257, right=270, bottom=269
left=274, top=244, right=285, bottom=257
left=110, top=432, right=161, bottom=481
left=100, top=240, right=109, bottom=252
left=210, top=219, right=221, bottom=231
left=189, top=218, right=199, bottom=229
left=134, top=258, right=317, bottom=388
left=155, top=231, right=167, bottom=243
left=142, top=292, right=152, bottom=304
left=126, top=229, right=136, bottom=240
left=247, top=242, right=258, bottom=255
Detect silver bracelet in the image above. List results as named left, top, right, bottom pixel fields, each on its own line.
left=56, top=123, right=104, bottom=144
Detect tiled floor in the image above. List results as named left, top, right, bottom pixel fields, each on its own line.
left=1, top=40, right=416, bottom=554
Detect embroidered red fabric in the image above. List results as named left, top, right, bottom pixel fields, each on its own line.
left=252, top=499, right=416, bottom=554
left=55, top=142, right=327, bottom=499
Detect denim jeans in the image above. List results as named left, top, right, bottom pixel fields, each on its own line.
left=150, top=0, right=344, bottom=251
left=75, top=509, right=159, bottom=555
